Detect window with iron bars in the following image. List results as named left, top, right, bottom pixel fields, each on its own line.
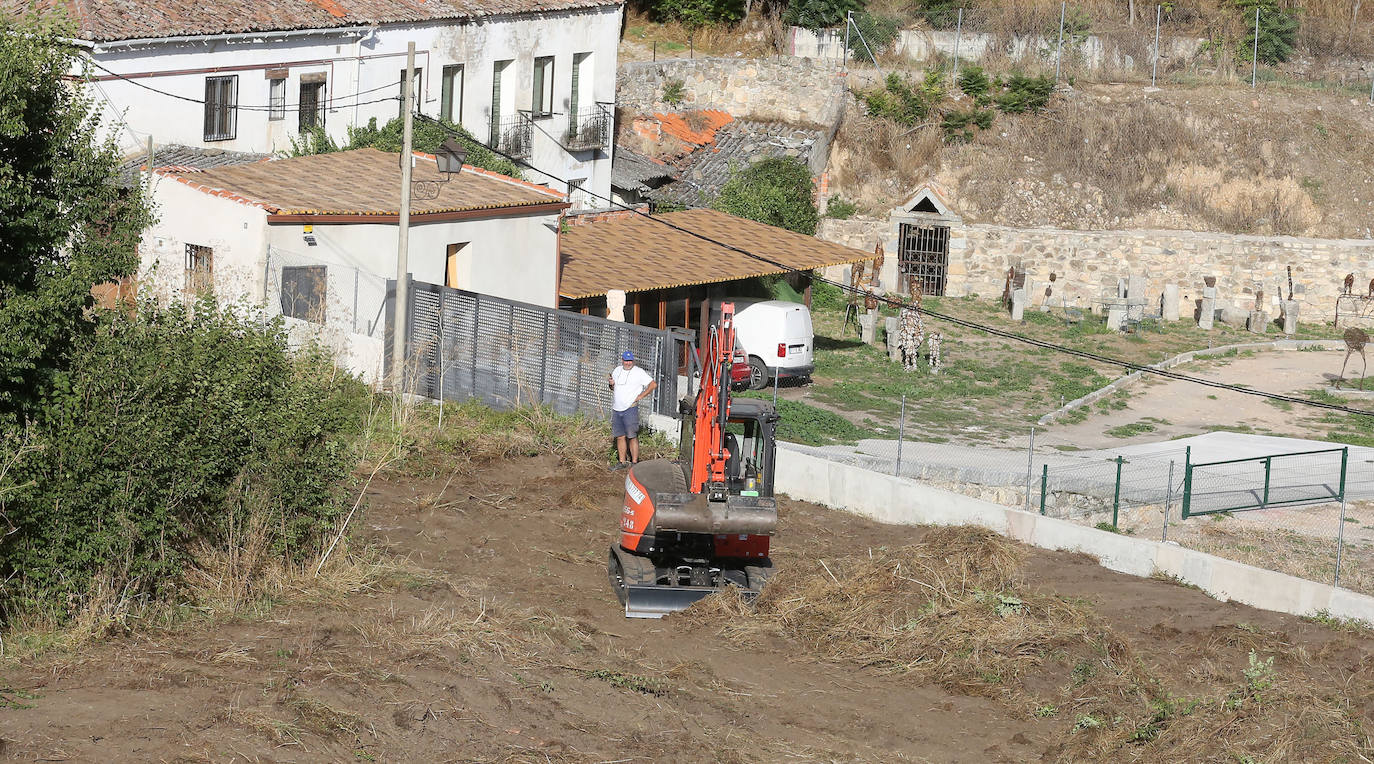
left=897, top=223, right=950, bottom=297
left=203, top=76, right=237, bottom=141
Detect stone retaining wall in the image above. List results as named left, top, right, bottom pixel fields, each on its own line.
left=617, top=57, right=847, bottom=128
left=817, top=217, right=1374, bottom=319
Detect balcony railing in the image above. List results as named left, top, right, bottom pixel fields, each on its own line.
left=493, top=113, right=532, bottom=159
left=563, top=104, right=611, bottom=152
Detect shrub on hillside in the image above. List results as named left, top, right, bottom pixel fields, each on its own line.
left=860, top=72, right=946, bottom=127
left=825, top=196, right=858, bottom=219
left=290, top=117, right=522, bottom=179
left=1235, top=0, right=1299, bottom=64
left=652, top=0, right=744, bottom=29
left=713, top=156, right=819, bottom=236
left=0, top=301, right=367, bottom=622
left=847, top=12, right=901, bottom=58
left=784, top=0, right=861, bottom=31
left=994, top=73, right=1055, bottom=113
left=957, top=65, right=992, bottom=102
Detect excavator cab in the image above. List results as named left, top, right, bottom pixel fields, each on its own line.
left=608, top=303, right=781, bottom=618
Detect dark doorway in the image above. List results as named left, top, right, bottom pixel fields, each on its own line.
left=898, top=223, right=950, bottom=296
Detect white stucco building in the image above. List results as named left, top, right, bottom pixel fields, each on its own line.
left=58, top=0, right=620, bottom=206
left=139, top=147, right=568, bottom=379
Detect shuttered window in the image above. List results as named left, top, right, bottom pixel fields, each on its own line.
left=441, top=64, right=463, bottom=123
left=532, top=56, right=554, bottom=118
left=203, top=76, right=237, bottom=141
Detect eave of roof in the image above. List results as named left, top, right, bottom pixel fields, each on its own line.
left=558, top=208, right=872, bottom=300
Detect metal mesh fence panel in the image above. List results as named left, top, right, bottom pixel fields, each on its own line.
left=1183, top=448, right=1347, bottom=516
left=394, top=280, right=677, bottom=419
left=265, top=246, right=387, bottom=337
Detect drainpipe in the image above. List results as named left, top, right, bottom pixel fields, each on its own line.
left=354, top=28, right=378, bottom=131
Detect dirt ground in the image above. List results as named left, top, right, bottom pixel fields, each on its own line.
left=2, top=453, right=1372, bottom=762
left=1048, top=347, right=1353, bottom=449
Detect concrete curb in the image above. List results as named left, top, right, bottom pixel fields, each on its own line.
left=1037, top=339, right=1334, bottom=426
left=777, top=445, right=1374, bottom=625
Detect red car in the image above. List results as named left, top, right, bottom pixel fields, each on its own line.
left=730, top=350, right=751, bottom=389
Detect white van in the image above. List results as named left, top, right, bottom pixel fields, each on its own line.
left=725, top=300, right=814, bottom=390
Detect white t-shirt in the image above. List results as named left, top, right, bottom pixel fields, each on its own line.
left=610, top=364, right=653, bottom=411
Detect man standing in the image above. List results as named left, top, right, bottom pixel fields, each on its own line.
left=608, top=350, right=657, bottom=468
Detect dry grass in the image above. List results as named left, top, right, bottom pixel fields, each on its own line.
left=682, top=525, right=1374, bottom=760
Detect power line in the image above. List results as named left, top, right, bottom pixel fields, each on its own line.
left=415, top=111, right=1374, bottom=420
left=85, top=58, right=402, bottom=112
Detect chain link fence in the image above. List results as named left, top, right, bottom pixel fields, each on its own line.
left=791, top=402, right=1374, bottom=596
left=265, top=246, right=388, bottom=338
left=795, top=4, right=1374, bottom=98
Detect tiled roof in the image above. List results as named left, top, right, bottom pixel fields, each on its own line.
left=610, top=146, right=676, bottom=193
left=12, top=0, right=620, bottom=42
left=654, top=110, right=733, bottom=146
left=650, top=120, right=823, bottom=208
left=558, top=208, right=870, bottom=299
left=160, top=147, right=564, bottom=216
left=116, top=144, right=270, bottom=189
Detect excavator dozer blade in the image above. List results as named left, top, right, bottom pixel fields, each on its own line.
left=622, top=585, right=758, bottom=619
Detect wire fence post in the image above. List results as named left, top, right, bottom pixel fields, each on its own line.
left=1262, top=454, right=1272, bottom=507
left=1163, top=459, right=1174, bottom=542
left=1335, top=446, right=1350, bottom=587
left=952, top=8, right=964, bottom=87
left=1039, top=464, right=1048, bottom=515
left=1251, top=6, right=1260, bottom=88
left=1055, top=1, right=1066, bottom=83
left=1024, top=426, right=1036, bottom=513
left=844, top=11, right=852, bottom=73
left=1112, top=455, right=1124, bottom=528
left=1369, top=71, right=1373, bottom=103
left=894, top=393, right=906, bottom=477
left=1151, top=4, right=1161, bottom=87
left=1181, top=445, right=1192, bottom=518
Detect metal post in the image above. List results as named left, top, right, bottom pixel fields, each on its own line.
left=1251, top=6, right=1260, bottom=88
left=1055, top=1, right=1066, bottom=83
left=653, top=41, right=657, bottom=62
left=952, top=8, right=963, bottom=86
left=1369, top=72, right=1373, bottom=103
left=844, top=11, right=852, bottom=73
left=1336, top=495, right=1348, bottom=588
left=352, top=269, right=360, bottom=334
left=438, top=290, right=447, bottom=430
left=1262, top=455, right=1271, bottom=507
left=1339, top=447, right=1349, bottom=502
left=690, top=36, right=694, bottom=59
left=772, top=362, right=779, bottom=408
left=392, top=41, right=416, bottom=395
left=1163, top=459, right=1174, bottom=541
left=1039, top=464, right=1049, bottom=515
left=895, top=394, right=906, bottom=477
left=1181, top=445, right=1192, bottom=518
left=1112, top=455, right=1124, bottom=528
left=1151, top=5, right=1161, bottom=87
left=1025, top=426, right=1036, bottom=514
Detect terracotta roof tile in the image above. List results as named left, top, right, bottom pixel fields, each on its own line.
left=558, top=209, right=870, bottom=299
left=9, top=0, right=620, bottom=42
left=161, top=147, right=564, bottom=217
left=653, top=110, right=733, bottom=147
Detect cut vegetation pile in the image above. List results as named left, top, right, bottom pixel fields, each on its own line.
left=686, top=526, right=1374, bottom=761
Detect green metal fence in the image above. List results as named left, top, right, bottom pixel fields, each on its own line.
left=1181, top=447, right=1348, bottom=518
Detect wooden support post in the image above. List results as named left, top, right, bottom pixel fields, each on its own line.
left=658, top=293, right=667, bottom=330
left=632, top=296, right=641, bottom=325
left=697, top=290, right=710, bottom=352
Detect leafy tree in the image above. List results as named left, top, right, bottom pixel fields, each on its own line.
left=784, top=0, right=862, bottom=31
left=861, top=72, right=947, bottom=126
left=916, top=0, right=965, bottom=29
left=1235, top=0, right=1299, bottom=64
left=0, top=14, right=154, bottom=426
left=713, top=157, right=819, bottom=236
left=848, top=12, right=901, bottom=58
left=290, top=117, right=523, bottom=179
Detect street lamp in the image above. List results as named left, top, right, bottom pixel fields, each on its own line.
left=435, top=138, right=468, bottom=176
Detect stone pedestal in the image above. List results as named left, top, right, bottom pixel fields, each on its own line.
left=1011, top=288, right=1027, bottom=321
left=884, top=317, right=901, bottom=361
left=1106, top=307, right=1127, bottom=331
left=1282, top=301, right=1299, bottom=334
left=1128, top=275, right=1147, bottom=300
left=859, top=311, right=878, bottom=345
left=1248, top=311, right=1269, bottom=334
left=1198, top=299, right=1215, bottom=329
left=1162, top=284, right=1180, bottom=321
left=1220, top=306, right=1249, bottom=327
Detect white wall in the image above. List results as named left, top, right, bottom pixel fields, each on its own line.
left=137, top=174, right=269, bottom=303
left=85, top=6, right=620, bottom=202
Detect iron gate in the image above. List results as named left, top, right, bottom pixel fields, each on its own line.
left=898, top=223, right=950, bottom=296
left=386, top=279, right=678, bottom=418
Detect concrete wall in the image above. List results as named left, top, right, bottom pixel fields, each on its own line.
left=790, top=26, right=1203, bottom=76
left=616, top=57, right=847, bottom=128
left=776, top=445, right=1374, bottom=624
left=817, top=217, right=1374, bottom=317
left=86, top=7, right=620, bottom=202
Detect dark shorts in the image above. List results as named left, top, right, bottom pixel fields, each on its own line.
left=611, top=407, right=640, bottom=438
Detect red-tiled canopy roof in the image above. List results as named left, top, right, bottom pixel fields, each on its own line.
left=559, top=208, right=871, bottom=299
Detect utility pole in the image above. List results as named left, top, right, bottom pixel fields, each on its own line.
left=393, top=41, right=416, bottom=393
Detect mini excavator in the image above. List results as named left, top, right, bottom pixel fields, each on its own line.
left=608, top=303, right=780, bottom=618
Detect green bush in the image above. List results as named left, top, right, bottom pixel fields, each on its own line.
left=941, top=108, right=994, bottom=142
left=713, top=157, right=819, bottom=236
left=0, top=301, right=367, bottom=622
left=861, top=71, right=946, bottom=127
left=662, top=79, right=686, bottom=106
left=784, top=0, right=861, bottom=31
left=825, top=196, right=858, bottom=219
left=652, top=0, right=744, bottom=29
left=957, top=65, right=992, bottom=101
left=291, top=116, right=522, bottom=179
left=847, top=12, right=901, bottom=58
left=916, top=0, right=964, bottom=29
left=1234, top=0, right=1299, bottom=64
left=810, top=277, right=847, bottom=310
left=994, top=73, right=1055, bottom=113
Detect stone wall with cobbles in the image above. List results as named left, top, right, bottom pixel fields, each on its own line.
left=617, top=57, right=847, bottom=128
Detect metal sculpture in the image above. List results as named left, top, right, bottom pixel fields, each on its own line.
left=1340, top=327, right=1370, bottom=390
left=1344, top=273, right=1356, bottom=295
left=899, top=275, right=925, bottom=371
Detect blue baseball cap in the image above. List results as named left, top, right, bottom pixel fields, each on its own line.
left=621, top=350, right=634, bottom=361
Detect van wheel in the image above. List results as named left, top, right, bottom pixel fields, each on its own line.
left=747, top=357, right=769, bottom=390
